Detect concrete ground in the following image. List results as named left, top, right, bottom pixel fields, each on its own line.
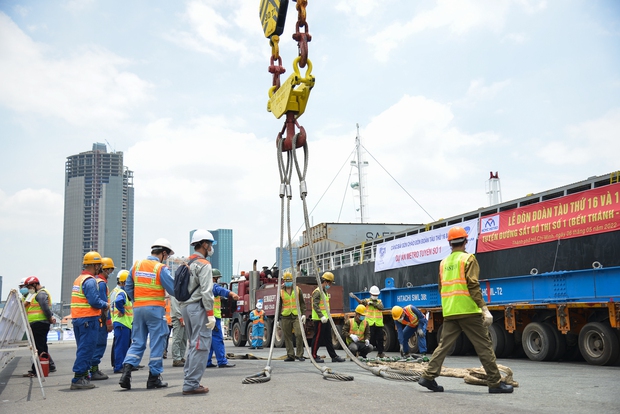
left=1, top=339, right=618, bottom=413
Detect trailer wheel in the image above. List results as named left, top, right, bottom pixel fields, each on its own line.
left=263, top=319, right=273, bottom=347
left=232, top=322, right=246, bottom=347
left=247, top=323, right=254, bottom=348
left=331, top=323, right=343, bottom=350
left=545, top=322, right=567, bottom=361
left=408, top=333, right=419, bottom=354
left=522, top=322, right=556, bottom=361
left=489, top=323, right=506, bottom=357
left=274, top=320, right=285, bottom=348
left=382, top=319, right=398, bottom=352
left=578, top=322, right=620, bottom=366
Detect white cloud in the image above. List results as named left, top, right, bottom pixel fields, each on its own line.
left=0, top=12, right=152, bottom=126
left=465, top=78, right=512, bottom=101
left=164, top=0, right=261, bottom=65
left=504, top=32, right=528, bottom=44
left=335, top=0, right=382, bottom=17
left=537, top=108, right=620, bottom=166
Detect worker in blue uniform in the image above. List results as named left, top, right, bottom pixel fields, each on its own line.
left=207, top=269, right=239, bottom=368
left=392, top=304, right=429, bottom=361
left=70, top=252, right=109, bottom=390
left=90, top=257, right=115, bottom=380
left=119, top=238, right=176, bottom=390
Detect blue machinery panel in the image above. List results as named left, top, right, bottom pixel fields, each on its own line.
left=350, top=266, right=620, bottom=310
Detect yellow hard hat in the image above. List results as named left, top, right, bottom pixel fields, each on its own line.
left=392, top=305, right=404, bottom=320
left=322, top=272, right=335, bottom=283
left=102, top=257, right=115, bottom=269
left=117, top=270, right=129, bottom=283
left=83, top=251, right=102, bottom=265
left=283, top=272, right=293, bottom=281
left=355, top=304, right=367, bottom=316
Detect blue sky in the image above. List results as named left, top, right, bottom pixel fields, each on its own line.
left=1, top=0, right=619, bottom=301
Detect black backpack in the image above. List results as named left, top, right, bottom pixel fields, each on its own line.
left=174, top=257, right=201, bottom=302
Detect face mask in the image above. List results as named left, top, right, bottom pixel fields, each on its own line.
left=207, top=246, right=214, bottom=257
left=284, top=282, right=293, bottom=288
left=325, top=284, right=331, bottom=290
left=28, top=287, right=36, bottom=294
left=359, top=316, right=365, bottom=321
left=371, top=295, right=378, bottom=300
left=20, top=287, right=29, bottom=295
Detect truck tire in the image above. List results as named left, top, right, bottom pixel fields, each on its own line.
left=408, top=333, right=419, bottom=354
left=232, top=322, right=246, bottom=347
left=489, top=323, right=506, bottom=357
left=545, top=321, right=567, bottom=361
left=274, top=321, right=285, bottom=348
left=247, top=323, right=254, bottom=348
left=263, top=319, right=273, bottom=347
left=331, top=323, right=343, bottom=350
left=382, top=320, right=398, bottom=352
left=578, top=322, right=620, bottom=366
left=522, top=322, right=556, bottom=361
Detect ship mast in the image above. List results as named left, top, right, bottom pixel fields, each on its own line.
left=351, top=123, right=369, bottom=223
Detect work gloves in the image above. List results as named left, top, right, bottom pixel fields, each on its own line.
left=321, top=316, right=328, bottom=324
left=481, top=306, right=493, bottom=327
left=300, top=315, right=306, bottom=324
left=350, top=334, right=359, bottom=342
left=365, top=339, right=370, bottom=347
left=417, top=328, right=424, bottom=337
left=276, top=320, right=281, bottom=329
left=206, top=315, right=216, bottom=330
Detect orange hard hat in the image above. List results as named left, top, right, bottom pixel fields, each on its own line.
left=447, top=226, right=468, bottom=243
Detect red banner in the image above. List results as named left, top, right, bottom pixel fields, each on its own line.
left=477, top=183, right=620, bottom=253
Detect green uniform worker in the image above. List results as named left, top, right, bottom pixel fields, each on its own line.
left=418, top=226, right=514, bottom=394
left=279, top=272, right=307, bottom=361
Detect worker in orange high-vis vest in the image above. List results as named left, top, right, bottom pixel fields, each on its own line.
left=119, top=238, right=176, bottom=391
left=70, top=252, right=109, bottom=390
left=89, top=257, right=114, bottom=381
left=418, top=227, right=513, bottom=394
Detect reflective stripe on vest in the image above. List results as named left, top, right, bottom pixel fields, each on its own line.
left=346, top=318, right=367, bottom=345
left=214, top=297, right=221, bottom=319
left=440, top=251, right=481, bottom=317
left=109, top=286, right=133, bottom=328
left=132, top=260, right=165, bottom=308
left=311, top=287, right=330, bottom=320
left=27, top=288, right=51, bottom=323
left=366, top=301, right=384, bottom=327
left=71, top=273, right=101, bottom=318
left=252, top=310, right=264, bottom=325
left=401, top=305, right=419, bottom=328
left=165, top=297, right=171, bottom=324
left=281, top=288, right=299, bottom=317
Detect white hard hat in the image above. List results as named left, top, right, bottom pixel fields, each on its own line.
left=369, top=285, right=380, bottom=296
left=151, top=238, right=175, bottom=255
left=191, top=229, right=217, bottom=246
left=256, top=300, right=263, bottom=310
left=19, top=277, right=27, bottom=287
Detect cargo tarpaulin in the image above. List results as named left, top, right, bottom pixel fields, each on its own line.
left=374, top=219, right=479, bottom=272
left=477, top=182, right=620, bottom=253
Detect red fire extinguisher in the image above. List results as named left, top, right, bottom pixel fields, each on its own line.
left=39, top=352, right=50, bottom=377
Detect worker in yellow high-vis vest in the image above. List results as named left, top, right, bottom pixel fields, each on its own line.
left=342, top=305, right=372, bottom=358
left=418, top=227, right=513, bottom=394
left=311, top=272, right=345, bottom=363
left=278, top=271, right=307, bottom=362
left=23, top=276, right=56, bottom=377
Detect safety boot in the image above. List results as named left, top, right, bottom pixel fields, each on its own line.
left=418, top=377, right=444, bottom=392
left=489, top=382, right=514, bottom=394
left=70, top=375, right=96, bottom=390
left=147, top=372, right=168, bottom=389
left=90, top=366, right=109, bottom=380
left=119, top=363, right=133, bottom=389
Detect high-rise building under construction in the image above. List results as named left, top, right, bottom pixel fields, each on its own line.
left=60, top=143, right=134, bottom=304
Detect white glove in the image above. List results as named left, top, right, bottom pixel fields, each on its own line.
left=276, top=321, right=281, bottom=329
left=300, top=315, right=306, bottom=324
left=350, top=334, right=359, bottom=342
left=320, top=316, right=328, bottom=324
left=349, top=292, right=355, bottom=298
left=417, top=328, right=424, bottom=337
left=206, top=315, right=216, bottom=330
left=481, top=306, right=493, bottom=327
left=365, top=339, right=370, bottom=347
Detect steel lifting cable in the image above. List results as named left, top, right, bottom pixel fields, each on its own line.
left=289, top=136, right=421, bottom=381
left=242, top=140, right=293, bottom=385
